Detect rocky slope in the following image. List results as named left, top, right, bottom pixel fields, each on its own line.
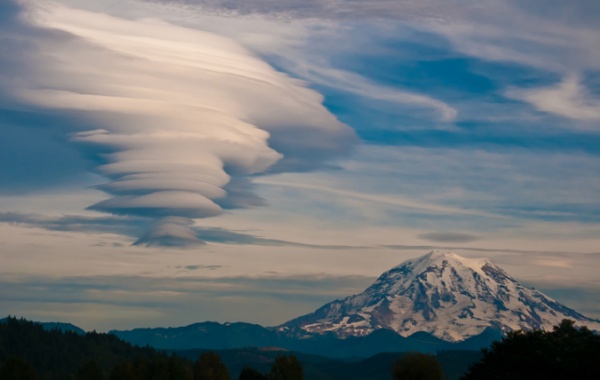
left=281, top=250, right=600, bottom=342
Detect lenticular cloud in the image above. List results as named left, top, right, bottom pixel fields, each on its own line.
left=11, top=2, right=355, bottom=246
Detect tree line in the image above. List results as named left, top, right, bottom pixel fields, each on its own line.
left=390, top=319, right=600, bottom=380
left=0, top=317, right=302, bottom=380
left=2, top=317, right=598, bottom=379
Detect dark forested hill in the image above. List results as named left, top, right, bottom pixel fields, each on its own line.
left=173, top=348, right=481, bottom=380
left=0, top=316, right=481, bottom=380
left=0, top=317, right=193, bottom=379
left=111, top=321, right=502, bottom=358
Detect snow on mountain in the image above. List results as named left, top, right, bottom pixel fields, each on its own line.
left=281, top=250, right=600, bottom=342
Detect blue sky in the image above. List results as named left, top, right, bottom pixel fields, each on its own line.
left=1, top=0, right=599, bottom=331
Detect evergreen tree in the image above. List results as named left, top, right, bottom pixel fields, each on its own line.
left=238, top=367, right=266, bottom=380
left=0, top=357, right=39, bottom=380
left=109, top=362, right=136, bottom=380
left=267, top=355, right=303, bottom=380
left=168, top=355, right=193, bottom=380
left=76, top=360, right=105, bottom=380
left=462, top=319, right=600, bottom=380
left=0, top=317, right=194, bottom=380
left=193, top=351, right=231, bottom=380
left=391, top=352, right=444, bottom=380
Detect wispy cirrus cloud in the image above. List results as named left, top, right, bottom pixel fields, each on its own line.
left=419, top=232, right=479, bottom=243
left=0, top=272, right=375, bottom=330
left=0, top=211, right=365, bottom=249
left=507, top=74, right=600, bottom=124
left=0, top=211, right=144, bottom=236
left=284, top=64, right=458, bottom=122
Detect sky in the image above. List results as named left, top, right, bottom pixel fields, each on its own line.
left=1, top=0, right=599, bottom=332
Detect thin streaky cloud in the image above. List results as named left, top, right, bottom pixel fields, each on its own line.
left=287, top=63, right=458, bottom=122
left=255, top=178, right=507, bottom=219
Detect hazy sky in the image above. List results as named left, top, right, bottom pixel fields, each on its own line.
left=1, top=0, right=599, bottom=332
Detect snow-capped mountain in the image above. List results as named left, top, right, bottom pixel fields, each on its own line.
left=281, top=250, right=600, bottom=342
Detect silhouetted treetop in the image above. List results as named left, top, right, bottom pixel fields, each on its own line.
left=194, top=351, right=231, bottom=380
left=392, top=352, right=444, bottom=380
left=462, top=319, right=600, bottom=380
left=267, top=355, right=303, bottom=380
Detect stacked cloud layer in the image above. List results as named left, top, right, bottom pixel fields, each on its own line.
left=2, top=1, right=355, bottom=245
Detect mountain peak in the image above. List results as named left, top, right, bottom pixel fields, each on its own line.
left=282, top=251, right=600, bottom=342
left=427, top=249, right=455, bottom=257
left=382, top=251, right=496, bottom=296
left=416, top=250, right=489, bottom=270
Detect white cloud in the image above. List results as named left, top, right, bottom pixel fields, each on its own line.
left=507, top=74, right=600, bottom=123
left=285, top=63, right=458, bottom=122
left=80, top=0, right=459, bottom=123
left=6, top=1, right=356, bottom=245
left=136, top=1, right=600, bottom=74
left=134, top=217, right=206, bottom=246
left=397, top=1, right=600, bottom=74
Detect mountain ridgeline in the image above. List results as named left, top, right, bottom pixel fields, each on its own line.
left=281, top=250, right=599, bottom=341
left=111, top=321, right=501, bottom=358
left=110, top=251, right=599, bottom=357
left=0, top=317, right=483, bottom=380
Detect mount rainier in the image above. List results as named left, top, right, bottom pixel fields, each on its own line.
left=281, top=250, right=600, bottom=342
